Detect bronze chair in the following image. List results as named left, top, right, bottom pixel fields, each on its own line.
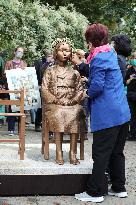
left=41, top=104, right=85, bottom=161
left=0, top=90, right=26, bottom=160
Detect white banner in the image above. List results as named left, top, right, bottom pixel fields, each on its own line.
left=5, top=67, right=41, bottom=111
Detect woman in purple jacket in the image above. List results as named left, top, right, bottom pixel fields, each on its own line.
left=75, top=23, right=130, bottom=203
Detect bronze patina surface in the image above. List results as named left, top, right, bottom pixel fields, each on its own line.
left=42, top=40, right=86, bottom=165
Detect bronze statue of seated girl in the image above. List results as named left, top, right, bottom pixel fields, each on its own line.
left=42, top=38, right=86, bottom=165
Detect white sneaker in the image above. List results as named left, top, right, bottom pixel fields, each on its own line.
left=8, top=131, right=14, bottom=136
left=75, top=192, right=104, bottom=202
left=108, top=189, right=128, bottom=198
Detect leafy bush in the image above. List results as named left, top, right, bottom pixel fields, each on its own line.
left=0, top=0, right=89, bottom=64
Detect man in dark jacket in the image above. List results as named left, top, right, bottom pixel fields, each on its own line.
left=125, top=52, right=136, bottom=140
left=34, top=50, right=55, bottom=131
left=111, top=34, right=132, bottom=82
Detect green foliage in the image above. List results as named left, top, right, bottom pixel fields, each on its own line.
left=109, top=2, right=136, bottom=49
left=36, top=0, right=135, bottom=25
left=0, top=0, right=88, bottom=64
left=38, top=0, right=136, bottom=50
left=1, top=0, right=135, bottom=65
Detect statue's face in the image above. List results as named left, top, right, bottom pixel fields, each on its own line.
left=57, top=42, right=71, bottom=62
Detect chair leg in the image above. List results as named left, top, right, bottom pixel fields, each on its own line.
left=44, top=126, right=49, bottom=160
left=41, top=119, right=45, bottom=155
left=41, top=106, right=44, bottom=154
left=19, top=116, right=26, bottom=160
left=80, top=133, right=84, bottom=160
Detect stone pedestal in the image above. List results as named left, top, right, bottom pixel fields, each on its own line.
left=0, top=132, right=107, bottom=195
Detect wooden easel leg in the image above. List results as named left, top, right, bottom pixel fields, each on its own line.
left=20, top=116, right=26, bottom=160
left=18, top=120, right=21, bottom=154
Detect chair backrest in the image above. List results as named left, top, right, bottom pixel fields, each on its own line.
left=0, top=90, right=24, bottom=113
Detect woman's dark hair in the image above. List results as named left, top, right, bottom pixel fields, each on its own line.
left=14, top=46, right=24, bottom=52
left=111, top=34, right=132, bottom=57
left=85, top=52, right=89, bottom=59
left=85, top=23, right=109, bottom=47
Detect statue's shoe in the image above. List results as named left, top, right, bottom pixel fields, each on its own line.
left=69, top=151, right=80, bottom=165
left=56, top=151, right=64, bottom=165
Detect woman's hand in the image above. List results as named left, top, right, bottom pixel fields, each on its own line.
left=81, top=77, right=88, bottom=82
left=71, top=53, right=82, bottom=65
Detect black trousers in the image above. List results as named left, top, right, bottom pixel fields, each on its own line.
left=7, top=116, right=16, bottom=131
left=35, top=108, right=42, bottom=127
left=86, top=122, right=128, bottom=197
left=6, top=106, right=17, bottom=131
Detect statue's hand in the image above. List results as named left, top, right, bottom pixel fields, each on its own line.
left=57, top=98, right=66, bottom=105
left=66, top=99, right=76, bottom=106
left=57, top=98, right=74, bottom=106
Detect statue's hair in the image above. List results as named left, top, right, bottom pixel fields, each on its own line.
left=52, top=38, right=73, bottom=50
left=52, top=38, right=73, bottom=60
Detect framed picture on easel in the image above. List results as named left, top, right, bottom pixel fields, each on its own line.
left=5, top=67, right=41, bottom=111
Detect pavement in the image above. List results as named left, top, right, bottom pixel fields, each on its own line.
left=0, top=122, right=136, bottom=205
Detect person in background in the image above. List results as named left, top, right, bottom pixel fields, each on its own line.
left=4, top=46, right=27, bottom=135
left=111, top=34, right=132, bottom=81
left=125, top=52, right=136, bottom=141
left=0, top=50, right=8, bottom=63
left=72, top=49, right=91, bottom=132
left=72, top=49, right=89, bottom=135
left=105, top=35, right=132, bottom=181
left=34, top=49, right=55, bottom=132
left=74, top=49, right=88, bottom=82
left=74, top=49, right=89, bottom=84
left=30, top=108, right=37, bottom=124
left=5, top=47, right=27, bottom=70
left=0, top=55, right=4, bottom=78
left=72, top=49, right=90, bottom=78
left=75, top=49, right=86, bottom=62
left=75, top=23, right=130, bottom=203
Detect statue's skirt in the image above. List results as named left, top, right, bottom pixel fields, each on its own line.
left=44, top=104, right=86, bottom=133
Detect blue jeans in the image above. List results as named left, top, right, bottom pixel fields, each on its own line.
left=30, top=109, right=37, bottom=124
